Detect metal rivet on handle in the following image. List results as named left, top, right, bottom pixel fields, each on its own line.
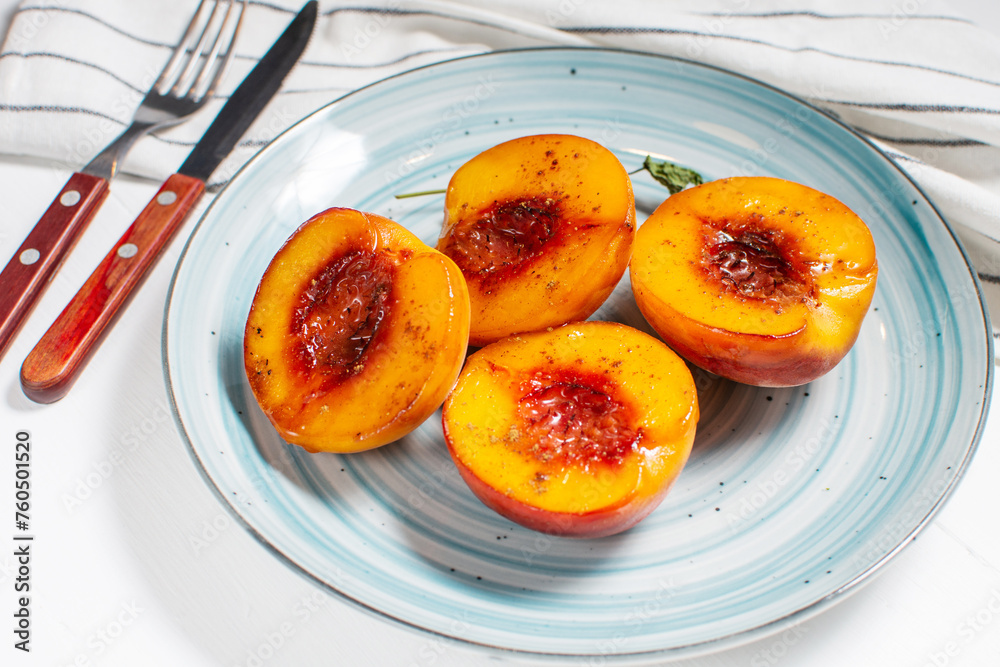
left=60, top=190, right=81, bottom=207
left=156, top=191, right=177, bottom=206
left=19, top=249, right=40, bottom=265
left=117, top=243, right=138, bottom=259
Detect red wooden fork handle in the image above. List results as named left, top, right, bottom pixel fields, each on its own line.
left=0, top=172, right=109, bottom=362
left=21, top=173, right=204, bottom=403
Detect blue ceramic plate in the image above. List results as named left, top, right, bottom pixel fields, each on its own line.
left=164, top=48, right=993, bottom=660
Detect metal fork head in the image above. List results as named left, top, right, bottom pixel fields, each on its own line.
left=83, top=0, right=247, bottom=179
left=157, top=0, right=246, bottom=104
left=133, top=0, right=247, bottom=126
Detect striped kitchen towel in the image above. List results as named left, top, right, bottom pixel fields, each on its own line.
left=0, top=0, right=998, bottom=320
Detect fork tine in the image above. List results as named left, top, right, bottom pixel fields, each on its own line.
left=172, top=1, right=229, bottom=99
left=191, top=0, right=246, bottom=101
left=76, top=0, right=247, bottom=182
left=155, top=0, right=213, bottom=94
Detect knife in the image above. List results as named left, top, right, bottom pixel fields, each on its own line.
left=20, top=1, right=318, bottom=403
left=0, top=0, right=248, bottom=366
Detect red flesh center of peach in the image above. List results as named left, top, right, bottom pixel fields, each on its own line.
left=445, top=196, right=559, bottom=279
left=703, top=219, right=809, bottom=303
left=291, top=250, right=394, bottom=378
left=517, top=375, right=638, bottom=468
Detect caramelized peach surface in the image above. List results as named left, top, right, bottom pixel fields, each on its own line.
left=442, top=321, right=699, bottom=538
left=437, top=134, right=636, bottom=346
left=630, top=176, right=878, bottom=387
left=244, top=208, right=470, bottom=453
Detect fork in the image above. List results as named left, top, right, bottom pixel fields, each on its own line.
left=0, top=0, right=246, bottom=362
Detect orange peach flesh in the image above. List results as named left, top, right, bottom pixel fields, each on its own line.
left=437, top=134, right=636, bottom=346
left=244, top=208, right=470, bottom=453
left=443, top=321, right=698, bottom=538
left=630, top=177, right=878, bottom=387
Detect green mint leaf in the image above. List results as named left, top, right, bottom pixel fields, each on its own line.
left=639, top=156, right=703, bottom=195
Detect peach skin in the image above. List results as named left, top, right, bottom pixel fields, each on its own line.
left=630, top=176, right=878, bottom=386
left=442, top=321, right=699, bottom=538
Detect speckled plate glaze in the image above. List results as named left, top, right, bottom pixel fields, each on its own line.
left=164, top=48, right=993, bottom=661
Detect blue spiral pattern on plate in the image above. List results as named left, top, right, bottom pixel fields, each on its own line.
left=164, top=48, right=993, bottom=660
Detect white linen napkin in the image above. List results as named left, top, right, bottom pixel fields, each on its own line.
left=1, top=0, right=998, bottom=336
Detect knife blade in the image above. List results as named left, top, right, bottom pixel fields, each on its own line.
left=20, top=0, right=317, bottom=403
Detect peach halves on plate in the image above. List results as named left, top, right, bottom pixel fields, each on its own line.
left=442, top=321, right=699, bottom=538
left=630, top=177, right=878, bottom=387
left=436, top=134, right=636, bottom=346
left=244, top=208, right=471, bottom=453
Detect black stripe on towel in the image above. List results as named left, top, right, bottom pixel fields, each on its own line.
left=0, top=103, right=122, bottom=123
left=562, top=25, right=1000, bottom=88
left=823, top=100, right=1000, bottom=115
left=0, top=52, right=146, bottom=92
left=861, top=129, right=988, bottom=147
left=14, top=6, right=174, bottom=48
left=696, top=11, right=973, bottom=23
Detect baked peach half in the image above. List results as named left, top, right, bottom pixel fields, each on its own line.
left=630, top=176, right=878, bottom=387
left=442, top=321, right=698, bottom=538
left=244, top=207, right=470, bottom=453
left=436, top=134, right=636, bottom=346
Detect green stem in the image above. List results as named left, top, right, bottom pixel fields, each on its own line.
left=394, top=188, right=447, bottom=200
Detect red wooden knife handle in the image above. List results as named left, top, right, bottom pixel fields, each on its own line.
left=0, top=172, right=109, bottom=362
left=21, top=173, right=205, bottom=403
